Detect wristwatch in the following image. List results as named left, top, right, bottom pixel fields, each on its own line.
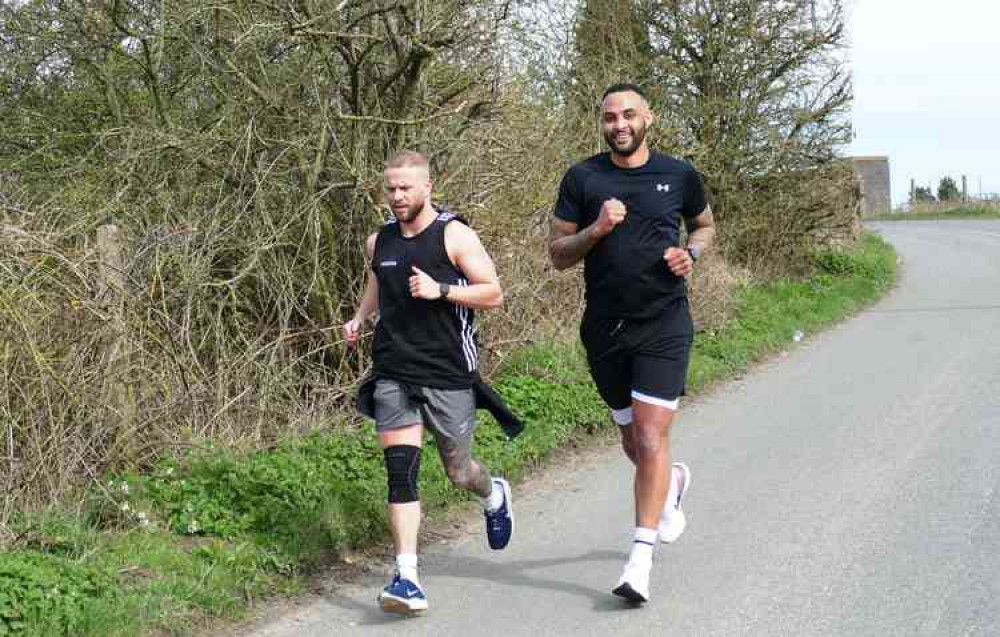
left=686, top=245, right=700, bottom=263
left=439, top=282, right=451, bottom=299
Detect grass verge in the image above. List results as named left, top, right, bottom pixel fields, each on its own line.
left=869, top=204, right=1000, bottom=221
left=1, top=232, right=896, bottom=636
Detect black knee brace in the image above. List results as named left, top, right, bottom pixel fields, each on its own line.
left=384, top=445, right=421, bottom=503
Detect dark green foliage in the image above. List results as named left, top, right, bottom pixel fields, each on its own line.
left=98, top=372, right=606, bottom=565
left=117, top=433, right=386, bottom=561
left=0, top=553, right=124, bottom=637
left=912, top=186, right=936, bottom=203
left=937, top=176, right=961, bottom=202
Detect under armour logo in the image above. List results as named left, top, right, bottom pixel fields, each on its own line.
left=657, top=183, right=670, bottom=193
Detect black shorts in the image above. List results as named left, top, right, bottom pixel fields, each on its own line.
left=580, top=298, right=694, bottom=410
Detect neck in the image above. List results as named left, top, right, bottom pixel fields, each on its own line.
left=610, top=145, right=650, bottom=169
left=399, top=203, right=437, bottom=237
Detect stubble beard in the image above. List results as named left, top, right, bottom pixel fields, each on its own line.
left=604, top=122, right=646, bottom=157
left=393, top=198, right=425, bottom=223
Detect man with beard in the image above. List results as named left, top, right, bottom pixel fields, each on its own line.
left=343, top=150, right=513, bottom=614
left=549, top=83, right=716, bottom=603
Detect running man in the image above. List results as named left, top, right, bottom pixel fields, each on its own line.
left=344, top=150, right=513, bottom=614
left=549, top=83, right=715, bottom=603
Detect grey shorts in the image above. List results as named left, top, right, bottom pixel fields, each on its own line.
left=374, top=379, right=478, bottom=447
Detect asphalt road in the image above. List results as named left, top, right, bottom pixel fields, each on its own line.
left=244, top=220, right=1000, bottom=637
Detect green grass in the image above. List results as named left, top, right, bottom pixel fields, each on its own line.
left=869, top=204, right=1000, bottom=221
left=2, top=232, right=896, bottom=637
left=689, top=233, right=896, bottom=390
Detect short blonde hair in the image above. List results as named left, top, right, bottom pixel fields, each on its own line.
left=385, top=150, right=429, bottom=172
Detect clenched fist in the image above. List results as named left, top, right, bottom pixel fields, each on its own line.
left=409, top=266, right=441, bottom=300
left=664, top=246, right=694, bottom=278
left=592, top=198, right=627, bottom=238
left=342, top=318, right=362, bottom=347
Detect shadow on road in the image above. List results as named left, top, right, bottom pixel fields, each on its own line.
left=323, top=549, right=637, bottom=626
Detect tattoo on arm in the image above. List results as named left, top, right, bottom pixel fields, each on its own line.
left=685, top=205, right=716, bottom=255
left=549, top=218, right=598, bottom=270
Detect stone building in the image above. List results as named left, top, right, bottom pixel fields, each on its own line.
left=851, top=156, right=891, bottom=216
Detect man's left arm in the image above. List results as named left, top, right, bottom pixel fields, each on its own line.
left=665, top=205, right=716, bottom=278
left=408, top=222, right=504, bottom=309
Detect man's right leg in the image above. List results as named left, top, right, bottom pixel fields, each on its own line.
left=377, top=424, right=428, bottom=613
left=373, top=378, right=429, bottom=614
left=607, top=309, right=694, bottom=602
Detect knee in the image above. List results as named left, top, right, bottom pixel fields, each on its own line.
left=633, top=430, right=667, bottom=459
left=384, top=445, right=421, bottom=503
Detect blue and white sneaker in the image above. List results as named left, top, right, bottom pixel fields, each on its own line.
left=378, top=573, right=428, bottom=614
left=484, top=478, right=513, bottom=550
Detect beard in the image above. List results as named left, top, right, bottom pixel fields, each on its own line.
left=392, top=197, right=425, bottom=223
left=604, top=121, right=647, bottom=157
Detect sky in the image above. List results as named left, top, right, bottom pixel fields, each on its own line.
left=847, top=0, right=1000, bottom=206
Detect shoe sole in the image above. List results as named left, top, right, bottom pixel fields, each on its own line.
left=379, top=595, right=428, bottom=615
left=660, top=462, right=691, bottom=544
left=489, top=478, right=514, bottom=550
left=612, top=582, right=648, bottom=604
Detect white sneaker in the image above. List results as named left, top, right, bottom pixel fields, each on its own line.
left=612, top=561, right=651, bottom=603
left=659, top=462, right=691, bottom=543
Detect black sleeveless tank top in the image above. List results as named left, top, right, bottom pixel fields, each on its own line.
left=371, top=211, right=477, bottom=389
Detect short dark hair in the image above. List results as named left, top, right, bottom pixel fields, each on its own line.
left=601, top=82, right=648, bottom=103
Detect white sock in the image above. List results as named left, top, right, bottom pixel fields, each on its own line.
left=396, top=554, right=418, bottom=584
left=628, top=527, right=658, bottom=566
left=481, top=479, right=503, bottom=512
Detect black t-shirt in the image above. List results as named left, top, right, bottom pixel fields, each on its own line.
left=371, top=212, right=477, bottom=389
left=554, top=151, right=706, bottom=319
